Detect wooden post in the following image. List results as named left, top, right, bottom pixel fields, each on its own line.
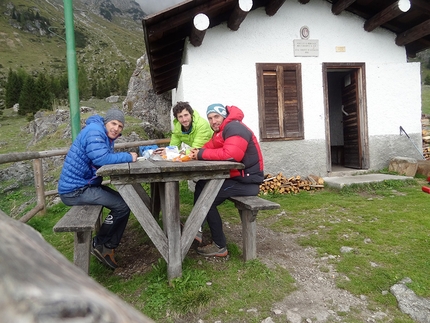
left=164, top=181, right=181, bottom=280
left=331, top=0, right=356, bottom=15
left=364, top=0, right=411, bottom=32
left=20, top=159, right=46, bottom=222
left=265, top=0, right=285, bottom=17
left=228, top=0, right=253, bottom=30
left=74, top=231, right=92, bottom=273
left=150, top=183, right=161, bottom=220
left=190, top=13, right=210, bottom=47
left=33, top=158, right=46, bottom=215
left=396, top=19, right=430, bottom=46
left=239, top=209, right=258, bottom=261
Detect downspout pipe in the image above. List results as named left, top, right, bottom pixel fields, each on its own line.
left=63, top=0, right=80, bottom=140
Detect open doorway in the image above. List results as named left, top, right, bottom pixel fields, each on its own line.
left=323, top=63, right=369, bottom=174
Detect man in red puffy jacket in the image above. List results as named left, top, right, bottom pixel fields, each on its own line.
left=189, top=103, right=264, bottom=257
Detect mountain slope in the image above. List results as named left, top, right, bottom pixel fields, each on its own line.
left=0, top=0, right=146, bottom=84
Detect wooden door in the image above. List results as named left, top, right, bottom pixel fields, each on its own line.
left=341, top=71, right=362, bottom=168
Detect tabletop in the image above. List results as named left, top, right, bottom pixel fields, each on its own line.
left=97, top=159, right=244, bottom=183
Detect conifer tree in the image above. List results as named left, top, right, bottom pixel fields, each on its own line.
left=35, top=72, right=53, bottom=110
left=96, top=80, right=110, bottom=99
left=91, top=81, right=97, bottom=97
left=5, top=69, right=24, bottom=109
left=118, top=65, right=130, bottom=96
left=5, top=69, right=28, bottom=108
left=59, top=73, right=69, bottom=99
left=78, top=68, right=90, bottom=100
left=109, top=76, right=119, bottom=94
left=18, top=76, right=37, bottom=116
left=49, top=75, right=61, bottom=99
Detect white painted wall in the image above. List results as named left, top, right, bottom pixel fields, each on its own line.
left=173, top=0, right=422, bottom=173
left=366, top=63, right=421, bottom=136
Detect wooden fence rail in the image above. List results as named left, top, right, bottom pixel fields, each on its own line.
left=0, top=138, right=170, bottom=223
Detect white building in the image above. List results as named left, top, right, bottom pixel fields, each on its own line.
left=143, top=0, right=430, bottom=177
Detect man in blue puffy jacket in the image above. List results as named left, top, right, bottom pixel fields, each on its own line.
left=58, top=108, right=138, bottom=269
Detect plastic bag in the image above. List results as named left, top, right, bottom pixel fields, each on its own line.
left=165, top=146, right=180, bottom=160
left=139, top=145, right=159, bottom=159
left=180, top=142, right=191, bottom=154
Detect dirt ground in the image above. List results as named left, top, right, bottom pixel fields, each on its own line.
left=114, top=215, right=392, bottom=322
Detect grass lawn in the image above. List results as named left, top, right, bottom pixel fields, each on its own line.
left=1, top=99, right=429, bottom=322
left=27, top=178, right=430, bottom=322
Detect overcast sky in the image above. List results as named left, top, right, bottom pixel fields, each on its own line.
left=135, top=0, right=183, bottom=15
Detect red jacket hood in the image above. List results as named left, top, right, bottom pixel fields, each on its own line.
left=219, top=105, right=244, bottom=131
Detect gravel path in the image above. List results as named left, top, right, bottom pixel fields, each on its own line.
left=222, top=216, right=393, bottom=323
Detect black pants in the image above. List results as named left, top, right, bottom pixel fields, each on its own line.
left=194, top=179, right=259, bottom=248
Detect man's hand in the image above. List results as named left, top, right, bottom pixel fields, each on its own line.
left=189, top=148, right=199, bottom=160
left=130, top=152, right=138, bottom=162
left=153, top=148, right=166, bottom=155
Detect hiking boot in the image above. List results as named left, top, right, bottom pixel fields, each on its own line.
left=91, top=240, right=118, bottom=269
left=197, top=243, right=228, bottom=257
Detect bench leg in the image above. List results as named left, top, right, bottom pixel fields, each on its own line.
left=239, top=209, right=258, bottom=261
left=74, top=231, right=92, bottom=274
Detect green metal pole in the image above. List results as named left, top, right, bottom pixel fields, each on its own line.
left=63, top=0, right=80, bottom=141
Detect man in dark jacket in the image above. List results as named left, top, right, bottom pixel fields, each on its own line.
left=58, top=108, right=138, bottom=269
left=189, top=104, right=264, bottom=257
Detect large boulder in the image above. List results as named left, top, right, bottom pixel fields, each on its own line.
left=27, top=109, right=72, bottom=147
left=388, top=157, right=418, bottom=176
left=416, top=160, right=430, bottom=177
left=122, top=55, right=171, bottom=138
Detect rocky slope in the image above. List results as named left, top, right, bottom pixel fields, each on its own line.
left=0, top=0, right=146, bottom=86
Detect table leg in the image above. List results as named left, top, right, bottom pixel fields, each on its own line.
left=150, top=183, right=161, bottom=220
left=115, top=184, right=168, bottom=261
left=131, top=183, right=151, bottom=210
left=158, top=183, right=167, bottom=234
left=161, top=181, right=182, bottom=280
left=180, top=179, right=225, bottom=260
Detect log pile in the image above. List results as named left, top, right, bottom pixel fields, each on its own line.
left=424, top=146, right=430, bottom=160
left=423, top=114, right=430, bottom=160
left=423, top=126, right=429, bottom=159
left=259, top=173, right=324, bottom=194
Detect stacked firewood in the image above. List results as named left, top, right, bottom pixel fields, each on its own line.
left=424, top=147, right=430, bottom=160
left=259, top=173, right=324, bottom=195
left=423, top=115, right=430, bottom=160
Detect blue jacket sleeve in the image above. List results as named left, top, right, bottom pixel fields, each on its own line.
left=84, top=128, right=132, bottom=167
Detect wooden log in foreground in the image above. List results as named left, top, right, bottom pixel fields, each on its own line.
left=0, top=210, right=154, bottom=323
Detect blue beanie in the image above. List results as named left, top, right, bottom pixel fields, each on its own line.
left=206, top=103, right=227, bottom=118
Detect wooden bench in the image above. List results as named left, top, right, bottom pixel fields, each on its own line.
left=53, top=205, right=104, bottom=274
left=228, top=196, right=280, bottom=261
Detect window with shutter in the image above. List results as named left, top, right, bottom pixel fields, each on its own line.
left=256, top=63, right=304, bottom=141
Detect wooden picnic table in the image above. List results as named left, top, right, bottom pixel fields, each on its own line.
left=97, top=159, right=243, bottom=280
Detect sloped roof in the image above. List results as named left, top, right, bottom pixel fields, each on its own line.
left=142, top=0, right=430, bottom=94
